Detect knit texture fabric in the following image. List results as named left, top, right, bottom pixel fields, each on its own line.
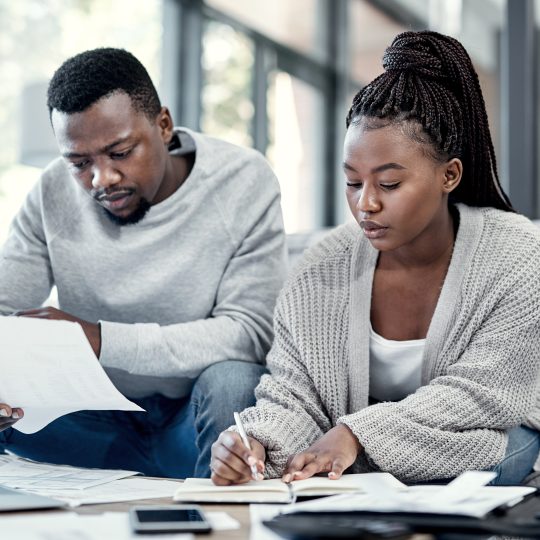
left=239, top=204, right=540, bottom=482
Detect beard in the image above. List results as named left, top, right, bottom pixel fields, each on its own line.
left=101, top=198, right=151, bottom=226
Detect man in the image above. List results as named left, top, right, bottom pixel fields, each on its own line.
left=0, top=48, right=287, bottom=478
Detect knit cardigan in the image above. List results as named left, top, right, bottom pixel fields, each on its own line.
left=239, top=204, right=540, bottom=482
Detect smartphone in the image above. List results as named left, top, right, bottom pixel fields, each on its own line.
left=129, top=505, right=212, bottom=534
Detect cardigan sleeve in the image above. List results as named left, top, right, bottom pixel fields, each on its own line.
left=338, top=260, right=540, bottom=483
left=238, top=302, right=331, bottom=478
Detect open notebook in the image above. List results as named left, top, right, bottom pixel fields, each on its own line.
left=173, top=473, right=406, bottom=504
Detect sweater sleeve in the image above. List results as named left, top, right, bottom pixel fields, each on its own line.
left=98, top=155, right=287, bottom=377
left=338, top=261, right=540, bottom=483
left=236, top=299, right=332, bottom=478
left=0, top=180, right=54, bottom=315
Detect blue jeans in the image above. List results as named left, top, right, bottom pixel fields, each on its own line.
left=0, top=360, right=266, bottom=479
left=489, top=425, right=540, bottom=485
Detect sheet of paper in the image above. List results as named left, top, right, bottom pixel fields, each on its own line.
left=283, top=483, right=536, bottom=518
left=429, top=471, right=496, bottom=503
left=27, top=477, right=182, bottom=507
left=0, top=454, right=139, bottom=491
left=206, top=511, right=241, bottom=530
left=0, top=317, right=144, bottom=433
left=0, top=512, right=194, bottom=540
left=249, top=504, right=289, bottom=540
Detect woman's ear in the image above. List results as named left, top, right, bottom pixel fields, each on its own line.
left=442, top=158, right=463, bottom=193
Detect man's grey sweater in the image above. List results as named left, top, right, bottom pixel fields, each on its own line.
left=0, top=128, right=287, bottom=399
left=240, top=204, right=540, bottom=482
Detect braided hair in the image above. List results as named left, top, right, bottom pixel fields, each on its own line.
left=47, top=48, right=161, bottom=120
left=346, top=31, right=513, bottom=212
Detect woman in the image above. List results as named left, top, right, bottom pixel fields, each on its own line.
left=210, top=30, right=540, bottom=485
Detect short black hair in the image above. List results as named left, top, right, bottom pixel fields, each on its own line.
left=347, top=31, right=513, bottom=212
left=47, top=47, right=161, bottom=120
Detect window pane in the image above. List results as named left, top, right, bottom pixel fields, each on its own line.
left=201, top=20, right=254, bottom=148
left=205, top=0, right=328, bottom=62
left=347, top=0, right=502, bottom=180
left=267, top=72, right=324, bottom=233
left=348, top=0, right=408, bottom=86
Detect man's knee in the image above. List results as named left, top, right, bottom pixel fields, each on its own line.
left=490, top=426, right=540, bottom=485
left=195, top=360, right=266, bottom=393
left=192, top=360, right=267, bottom=412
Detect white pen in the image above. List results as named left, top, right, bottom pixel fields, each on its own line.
left=233, top=411, right=260, bottom=481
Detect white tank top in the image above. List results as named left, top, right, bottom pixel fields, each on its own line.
left=369, top=326, right=425, bottom=402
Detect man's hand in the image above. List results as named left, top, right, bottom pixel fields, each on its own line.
left=282, top=424, right=361, bottom=482
left=0, top=403, right=23, bottom=432
left=13, top=306, right=102, bottom=358
left=211, top=431, right=266, bottom=485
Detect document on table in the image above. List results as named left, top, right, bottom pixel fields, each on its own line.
left=282, top=471, right=536, bottom=518
left=27, top=477, right=184, bottom=507
left=0, top=317, right=144, bottom=433
left=0, top=454, right=139, bottom=491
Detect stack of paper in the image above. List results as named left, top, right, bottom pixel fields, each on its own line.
left=30, top=477, right=184, bottom=507
left=0, top=454, right=138, bottom=490
left=0, top=455, right=180, bottom=507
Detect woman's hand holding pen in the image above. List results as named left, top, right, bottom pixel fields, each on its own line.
left=282, top=424, right=361, bottom=483
left=210, top=431, right=266, bottom=485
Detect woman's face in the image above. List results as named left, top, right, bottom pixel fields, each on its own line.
left=343, top=120, right=461, bottom=253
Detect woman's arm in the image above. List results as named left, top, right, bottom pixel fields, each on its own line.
left=237, top=304, right=332, bottom=478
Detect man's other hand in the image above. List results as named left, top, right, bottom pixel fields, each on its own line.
left=13, top=307, right=102, bottom=358
left=0, top=403, right=23, bottom=432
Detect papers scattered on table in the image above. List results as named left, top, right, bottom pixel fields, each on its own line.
left=30, top=477, right=183, bottom=507
left=0, top=512, right=195, bottom=540
left=283, top=471, right=536, bottom=518
left=0, top=454, right=138, bottom=491
left=0, top=455, right=184, bottom=507
left=0, top=510, right=238, bottom=539
left=0, top=317, right=144, bottom=433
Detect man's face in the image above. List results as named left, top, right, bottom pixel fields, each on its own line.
left=52, top=92, right=174, bottom=225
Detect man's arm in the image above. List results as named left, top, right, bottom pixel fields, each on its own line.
left=0, top=179, right=54, bottom=315
left=96, top=184, right=287, bottom=377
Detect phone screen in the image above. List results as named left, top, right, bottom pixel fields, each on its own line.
left=130, top=506, right=212, bottom=533
left=136, top=509, right=206, bottom=523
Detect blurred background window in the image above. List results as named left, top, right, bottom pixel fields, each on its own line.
left=1, top=0, right=538, bottom=242
left=205, top=0, right=329, bottom=63
left=201, top=20, right=254, bottom=148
